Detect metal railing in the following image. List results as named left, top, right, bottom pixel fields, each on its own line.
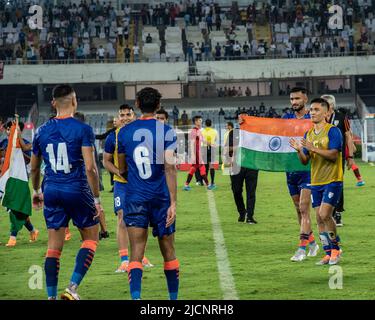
left=2, top=50, right=374, bottom=66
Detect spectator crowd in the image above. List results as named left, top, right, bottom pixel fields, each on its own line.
left=1, top=0, right=375, bottom=64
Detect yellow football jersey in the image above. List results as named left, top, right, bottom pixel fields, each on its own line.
left=114, top=127, right=127, bottom=183
left=305, top=123, right=343, bottom=186
left=202, top=127, right=218, bottom=146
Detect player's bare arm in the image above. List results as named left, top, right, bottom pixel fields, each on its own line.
left=345, top=130, right=354, bottom=169
left=103, top=152, right=121, bottom=177
left=18, top=137, right=32, bottom=152
left=164, top=149, right=177, bottom=228
left=30, top=153, right=43, bottom=207
left=190, top=139, right=196, bottom=163
left=117, top=152, right=127, bottom=180
left=301, top=138, right=339, bottom=162
left=289, top=137, right=310, bottom=165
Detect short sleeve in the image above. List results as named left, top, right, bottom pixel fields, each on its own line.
left=190, top=128, right=196, bottom=140
left=82, top=124, right=95, bottom=147
left=117, top=127, right=126, bottom=154
left=328, top=126, right=343, bottom=151
left=104, top=132, right=115, bottom=154
left=32, top=130, right=41, bottom=156
left=165, top=126, right=177, bottom=151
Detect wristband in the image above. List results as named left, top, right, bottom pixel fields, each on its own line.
left=33, top=188, right=42, bottom=195
left=94, top=197, right=101, bottom=205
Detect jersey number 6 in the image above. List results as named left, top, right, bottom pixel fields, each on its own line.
left=133, top=146, right=152, bottom=179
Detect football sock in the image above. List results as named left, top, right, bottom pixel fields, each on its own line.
left=201, top=174, right=209, bottom=186
left=319, top=232, right=331, bottom=256
left=299, top=233, right=309, bottom=250
left=24, top=220, right=34, bottom=232
left=210, top=168, right=215, bottom=184
left=351, top=164, right=362, bottom=181
left=70, top=240, right=97, bottom=287
left=186, top=174, right=193, bottom=185
left=308, top=231, right=316, bottom=246
left=128, top=261, right=143, bottom=300
left=119, top=249, right=129, bottom=263
left=327, top=231, right=341, bottom=251
left=164, top=259, right=180, bottom=300
left=45, top=249, right=61, bottom=299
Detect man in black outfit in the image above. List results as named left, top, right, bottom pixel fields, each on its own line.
left=321, top=94, right=354, bottom=227
left=95, top=119, right=117, bottom=192
left=226, top=112, right=259, bottom=224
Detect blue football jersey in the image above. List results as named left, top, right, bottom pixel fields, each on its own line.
left=283, top=111, right=311, bottom=178
left=104, top=130, right=116, bottom=154
left=282, top=112, right=311, bottom=119
left=32, top=117, right=95, bottom=184
left=0, top=137, right=32, bottom=158
left=117, top=118, right=177, bottom=202
left=0, top=138, right=8, bottom=150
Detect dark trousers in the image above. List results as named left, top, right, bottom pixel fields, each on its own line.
left=230, top=167, right=259, bottom=219
left=335, top=157, right=345, bottom=213
left=195, top=170, right=202, bottom=183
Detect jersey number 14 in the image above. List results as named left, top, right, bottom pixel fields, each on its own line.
left=46, top=143, right=71, bottom=174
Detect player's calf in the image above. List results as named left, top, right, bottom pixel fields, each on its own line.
left=45, top=249, right=62, bottom=300
left=64, top=239, right=98, bottom=299
left=128, top=261, right=143, bottom=300
left=164, top=259, right=180, bottom=300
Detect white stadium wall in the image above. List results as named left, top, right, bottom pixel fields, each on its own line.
left=0, top=62, right=188, bottom=85
left=1, top=56, right=375, bottom=85
left=197, top=56, right=375, bottom=80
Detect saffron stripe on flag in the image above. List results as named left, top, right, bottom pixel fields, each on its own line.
left=241, top=116, right=312, bottom=137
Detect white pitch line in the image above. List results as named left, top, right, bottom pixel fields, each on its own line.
left=207, top=191, right=239, bottom=300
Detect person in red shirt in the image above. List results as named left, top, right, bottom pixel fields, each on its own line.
left=183, top=116, right=214, bottom=191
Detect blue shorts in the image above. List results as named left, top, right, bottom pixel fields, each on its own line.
left=311, top=182, right=343, bottom=208
left=113, top=181, right=128, bottom=214
left=286, top=171, right=311, bottom=196
left=43, top=182, right=98, bottom=230
left=124, top=198, right=175, bottom=239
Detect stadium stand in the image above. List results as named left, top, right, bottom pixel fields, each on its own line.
left=1, top=0, right=374, bottom=65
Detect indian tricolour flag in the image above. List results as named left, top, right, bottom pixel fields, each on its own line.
left=238, top=116, right=312, bottom=172
left=0, top=122, right=31, bottom=215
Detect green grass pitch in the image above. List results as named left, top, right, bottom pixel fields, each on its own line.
left=0, top=162, right=374, bottom=300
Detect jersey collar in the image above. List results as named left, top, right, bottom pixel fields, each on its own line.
left=55, top=115, right=73, bottom=119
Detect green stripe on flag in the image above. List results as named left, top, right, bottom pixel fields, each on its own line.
left=2, top=177, right=31, bottom=216
left=238, top=147, right=310, bottom=172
